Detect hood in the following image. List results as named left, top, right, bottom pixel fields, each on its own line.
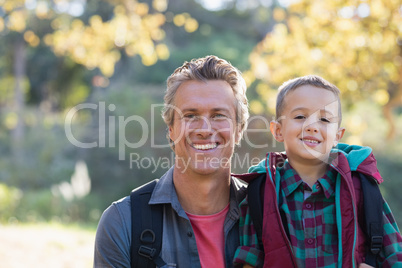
left=332, top=143, right=383, bottom=184
left=248, top=143, right=383, bottom=184
left=331, top=143, right=372, bottom=171
left=248, top=152, right=286, bottom=174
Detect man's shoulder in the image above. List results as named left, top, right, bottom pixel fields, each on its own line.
left=102, top=195, right=131, bottom=223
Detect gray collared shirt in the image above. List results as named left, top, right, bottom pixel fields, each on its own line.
left=94, top=166, right=247, bottom=267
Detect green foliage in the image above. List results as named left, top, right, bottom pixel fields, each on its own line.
left=247, top=0, right=402, bottom=139
left=376, top=153, right=402, bottom=228
left=0, top=183, right=22, bottom=221
left=0, top=109, right=76, bottom=188
left=0, top=0, right=401, bottom=228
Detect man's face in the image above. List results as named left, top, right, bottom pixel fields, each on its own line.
left=169, top=80, right=241, bottom=176
left=270, top=85, right=345, bottom=164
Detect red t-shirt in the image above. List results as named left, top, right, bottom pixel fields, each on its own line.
left=186, top=204, right=230, bottom=267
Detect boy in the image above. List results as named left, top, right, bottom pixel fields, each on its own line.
left=233, top=75, right=402, bottom=267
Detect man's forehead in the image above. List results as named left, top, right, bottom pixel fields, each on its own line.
left=175, top=106, right=234, bottom=114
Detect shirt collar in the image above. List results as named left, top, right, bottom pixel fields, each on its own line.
left=149, top=165, right=247, bottom=218
left=279, top=161, right=337, bottom=199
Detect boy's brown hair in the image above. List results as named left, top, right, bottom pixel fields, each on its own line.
left=276, top=75, right=342, bottom=124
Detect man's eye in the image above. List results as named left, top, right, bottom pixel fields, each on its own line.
left=213, top=114, right=227, bottom=119
left=184, top=114, right=197, bottom=119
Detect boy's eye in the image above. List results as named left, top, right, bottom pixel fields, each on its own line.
left=320, top=117, right=331, bottom=123
left=294, top=115, right=306, bottom=120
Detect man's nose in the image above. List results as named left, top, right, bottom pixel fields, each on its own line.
left=194, top=116, right=213, bottom=136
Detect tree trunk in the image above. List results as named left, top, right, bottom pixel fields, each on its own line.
left=12, top=37, right=26, bottom=162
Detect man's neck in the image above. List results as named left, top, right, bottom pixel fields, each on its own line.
left=172, top=168, right=231, bottom=215
left=288, top=158, right=329, bottom=188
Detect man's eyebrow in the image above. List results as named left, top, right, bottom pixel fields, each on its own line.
left=180, top=107, right=231, bottom=113
left=180, top=108, right=198, bottom=113
left=211, top=107, right=231, bottom=113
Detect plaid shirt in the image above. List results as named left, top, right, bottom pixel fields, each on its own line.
left=234, top=160, right=402, bottom=267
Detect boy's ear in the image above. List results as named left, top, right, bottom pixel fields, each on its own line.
left=333, top=127, right=345, bottom=147
left=270, top=120, right=284, bottom=142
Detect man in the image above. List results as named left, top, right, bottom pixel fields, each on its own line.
left=94, top=55, right=249, bottom=267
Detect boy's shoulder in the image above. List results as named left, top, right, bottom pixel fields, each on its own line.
left=331, top=143, right=383, bottom=184
left=248, top=151, right=288, bottom=173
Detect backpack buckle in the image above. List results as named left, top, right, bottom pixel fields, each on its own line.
left=140, top=229, right=156, bottom=244
left=370, top=236, right=383, bottom=255
left=138, top=229, right=157, bottom=260
left=138, top=245, right=157, bottom=260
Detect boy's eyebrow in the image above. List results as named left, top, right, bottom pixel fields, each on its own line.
left=289, top=107, right=308, bottom=113
left=290, top=107, right=336, bottom=116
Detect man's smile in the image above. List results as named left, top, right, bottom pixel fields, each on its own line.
left=191, top=142, right=219, bottom=151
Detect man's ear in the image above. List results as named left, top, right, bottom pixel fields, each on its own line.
left=270, top=120, right=284, bottom=142
left=333, top=127, right=345, bottom=147
left=234, top=124, right=242, bottom=145
left=168, top=125, right=174, bottom=141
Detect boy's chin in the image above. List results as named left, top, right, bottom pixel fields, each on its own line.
left=303, top=149, right=332, bottom=164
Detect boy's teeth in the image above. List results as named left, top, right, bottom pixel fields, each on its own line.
left=193, top=143, right=217, bottom=150
left=304, top=139, right=319, bottom=144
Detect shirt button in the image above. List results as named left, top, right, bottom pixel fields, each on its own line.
left=305, top=203, right=312, bottom=209
left=307, top=238, right=314, bottom=245
left=187, top=231, right=193, bottom=237
left=316, top=184, right=320, bottom=189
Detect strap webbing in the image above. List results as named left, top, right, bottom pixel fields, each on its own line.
left=130, top=180, right=166, bottom=268
left=248, top=173, right=266, bottom=250
left=359, top=173, right=384, bottom=266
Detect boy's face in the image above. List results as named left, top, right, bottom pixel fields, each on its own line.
left=270, top=85, right=345, bottom=164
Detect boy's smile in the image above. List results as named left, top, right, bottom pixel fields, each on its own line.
left=271, top=85, right=345, bottom=164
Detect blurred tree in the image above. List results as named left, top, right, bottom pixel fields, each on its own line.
left=246, top=0, right=402, bottom=140
left=0, top=0, right=198, bottom=161
left=0, top=0, right=51, bottom=161
left=44, top=0, right=198, bottom=77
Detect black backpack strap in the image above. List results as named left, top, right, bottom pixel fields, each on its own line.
left=358, top=172, right=384, bottom=266
left=130, top=179, right=166, bottom=268
left=248, top=172, right=290, bottom=251
left=248, top=173, right=266, bottom=250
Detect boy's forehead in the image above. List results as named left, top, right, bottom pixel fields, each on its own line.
left=283, top=86, right=340, bottom=112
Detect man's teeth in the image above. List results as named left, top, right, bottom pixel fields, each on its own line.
left=303, top=139, right=319, bottom=144
left=192, top=143, right=217, bottom=150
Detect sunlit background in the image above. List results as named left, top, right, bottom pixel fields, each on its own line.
left=1, top=0, right=402, bottom=267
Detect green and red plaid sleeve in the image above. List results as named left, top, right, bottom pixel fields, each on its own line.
left=378, top=200, right=402, bottom=267
left=233, top=197, right=264, bottom=268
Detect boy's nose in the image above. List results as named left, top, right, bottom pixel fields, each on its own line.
left=305, top=122, right=319, bottom=133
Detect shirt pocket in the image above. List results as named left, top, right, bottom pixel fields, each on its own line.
left=322, top=213, right=339, bottom=254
